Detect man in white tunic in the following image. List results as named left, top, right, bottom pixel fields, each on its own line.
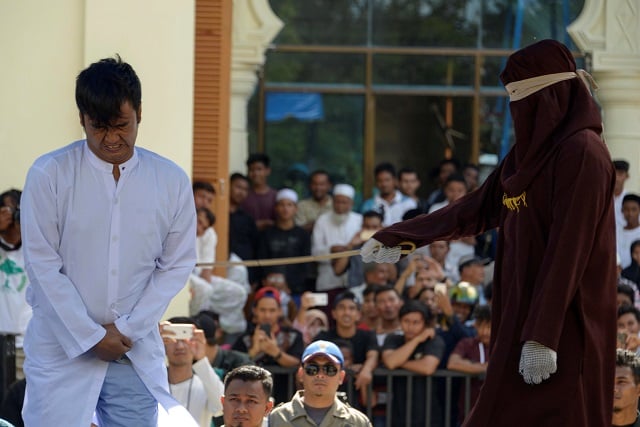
left=20, top=56, right=197, bottom=427
left=312, top=184, right=362, bottom=293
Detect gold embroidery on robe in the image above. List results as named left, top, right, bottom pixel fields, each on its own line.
left=502, top=191, right=527, bottom=212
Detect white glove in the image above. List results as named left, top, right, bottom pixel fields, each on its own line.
left=518, top=341, right=557, bottom=385
left=360, top=238, right=402, bottom=264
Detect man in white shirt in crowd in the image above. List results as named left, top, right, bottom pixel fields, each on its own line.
left=312, top=184, right=362, bottom=297
left=20, top=56, right=197, bottom=426
left=161, top=318, right=224, bottom=427
left=360, top=162, right=416, bottom=226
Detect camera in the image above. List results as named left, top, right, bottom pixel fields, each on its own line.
left=162, top=323, right=194, bottom=340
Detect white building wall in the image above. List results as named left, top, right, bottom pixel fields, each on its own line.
left=0, top=0, right=196, bottom=318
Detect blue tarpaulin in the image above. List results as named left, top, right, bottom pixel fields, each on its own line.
left=265, top=92, right=324, bottom=122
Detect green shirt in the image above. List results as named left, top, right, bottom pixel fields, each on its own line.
left=268, top=390, right=371, bottom=427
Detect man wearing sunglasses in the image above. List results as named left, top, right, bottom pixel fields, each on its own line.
left=268, top=340, right=371, bottom=426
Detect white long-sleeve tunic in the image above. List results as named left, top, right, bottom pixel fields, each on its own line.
left=20, top=141, right=197, bottom=426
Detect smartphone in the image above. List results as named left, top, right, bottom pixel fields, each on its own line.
left=434, top=283, right=447, bottom=296
left=163, top=323, right=193, bottom=340
left=259, top=323, right=271, bottom=336
left=617, top=332, right=628, bottom=347
left=308, top=292, right=329, bottom=307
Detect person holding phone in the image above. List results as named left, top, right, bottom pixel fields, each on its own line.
left=232, top=286, right=303, bottom=404
left=161, top=318, right=224, bottom=427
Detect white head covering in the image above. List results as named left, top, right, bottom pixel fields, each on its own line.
left=333, top=184, right=355, bottom=199
left=276, top=188, right=298, bottom=203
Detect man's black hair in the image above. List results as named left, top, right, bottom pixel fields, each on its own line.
left=230, top=172, right=250, bottom=184
left=193, top=181, right=216, bottom=194
left=223, top=365, right=273, bottom=397
left=622, top=194, right=640, bottom=207
left=76, top=55, right=141, bottom=127
left=362, top=210, right=384, bottom=223
left=439, top=158, right=461, bottom=170
left=374, top=284, right=401, bottom=300
left=246, top=153, right=270, bottom=168
left=374, top=162, right=396, bottom=178
left=473, top=304, right=491, bottom=324
left=616, top=348, right=640, bottom=385
left=0, top=189, right=21, bottom=208
left=362, top=284, right=381, bottom=299
left=618, top=304, right=640, bottom=323
left=309, top=169, right=331, bottom=183
left=399, top=300, right=433, bottom=324
left=397, top=167, right=419, bottom=180
left=618, top=283, right=635, bottom=305
left=444, top=173, right=467, bottom=188
left=614, top=160, right=630, bottom=173
left=333, top=290, right=359, bottom=309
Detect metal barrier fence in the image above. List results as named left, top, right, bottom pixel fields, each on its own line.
left=265, top=365, right=484, bottom=427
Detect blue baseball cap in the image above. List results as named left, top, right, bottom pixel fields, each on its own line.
left=302, top=340, right=344, bottom=367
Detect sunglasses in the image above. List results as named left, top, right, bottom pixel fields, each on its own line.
left=304, top=363, right=339, bottom=377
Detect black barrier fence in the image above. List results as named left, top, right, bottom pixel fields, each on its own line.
left=0, top=334, right=16, bottom=405
left=265, top=365, right=484, bottom=427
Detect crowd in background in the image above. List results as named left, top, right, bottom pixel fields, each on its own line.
left=0, top=151, right=636, bottom=426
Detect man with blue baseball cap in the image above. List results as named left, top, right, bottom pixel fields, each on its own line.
left=268, top=340, right=371, bottom=426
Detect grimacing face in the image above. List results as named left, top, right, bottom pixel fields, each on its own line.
left=81, top=101, right=140, bottom=165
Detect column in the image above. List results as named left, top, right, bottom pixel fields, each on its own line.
left=230, top=0, right=283, bottom=173
left=569, top=0, right=640, bottom=189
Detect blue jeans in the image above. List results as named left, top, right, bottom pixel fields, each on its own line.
left=95, top=358, right=158, bottom=427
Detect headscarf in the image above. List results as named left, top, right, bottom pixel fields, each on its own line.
left=499, top=39, right=603, bottom=195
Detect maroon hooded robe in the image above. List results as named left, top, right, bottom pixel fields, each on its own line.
left=373, top=40, right=617, bottom=427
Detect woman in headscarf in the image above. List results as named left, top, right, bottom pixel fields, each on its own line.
left=361, top=39, right=616, bottom=427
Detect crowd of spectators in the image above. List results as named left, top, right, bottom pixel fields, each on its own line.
left=0, top=152, right=632, bottom=427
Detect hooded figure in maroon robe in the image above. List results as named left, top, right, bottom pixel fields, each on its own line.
left=362, top=39, right=617, bottom=427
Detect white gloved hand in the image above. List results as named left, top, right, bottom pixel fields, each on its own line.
left=518, top=341, right=557, bottom=385
left=360, top=238, right=402, bottom=264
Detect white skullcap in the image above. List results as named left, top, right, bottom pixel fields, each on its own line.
left=333, top=184, right=355, bottom=199
left=276, top=188, right=298, bottom=203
